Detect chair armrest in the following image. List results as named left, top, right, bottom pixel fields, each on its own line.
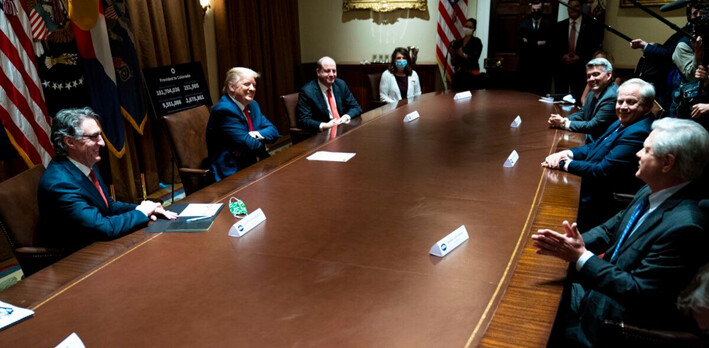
left=613, top=193, right=635, bottom=204
left=15, top=246, right=66, bottom=258
left=179, top=168, right=210, bottom=176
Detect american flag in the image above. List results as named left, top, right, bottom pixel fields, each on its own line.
left=0, top=1, right=54, bottom=167
left=435, top=0, right=468, bottom=85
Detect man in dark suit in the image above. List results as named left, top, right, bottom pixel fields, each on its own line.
left=548, top=58, right=618, bottom=143
left=517, top=0, right=554, bottom=95
left=38, top=108, right=177, bottom=253
left=207, top=67, right=279, bottom=182
left=543, top=78, right=654, bottom=231
left=554, top=0, right=603, bottom=102
left=296, top=56, right=362, bottom=134
left=534, top=117, right=709, bottom=347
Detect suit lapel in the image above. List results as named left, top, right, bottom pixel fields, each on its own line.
left=616, top=190, right=684, bottom=256
left=313, top=83, right=330, bottom=117
left=587, top=121, right=621, bottom=158
left=59, top=158, right=109, bottom=212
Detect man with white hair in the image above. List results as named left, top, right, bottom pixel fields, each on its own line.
left=535, top=118, right=709, bottom=347
left=543, top=78, right=655, bottom=231
left=207, top=67, right=279, bottom=181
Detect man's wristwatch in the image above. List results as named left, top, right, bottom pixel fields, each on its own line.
left=558, top=159, right=567, bottom=171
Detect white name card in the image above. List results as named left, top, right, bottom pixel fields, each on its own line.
left=228, top=208, right=266, bottom=237
left=430, top=225, right=469, bottom=257
left=403, top=110, right=420, bottom=123
left=510, top=115, right=522, bottom=128
left=453, top=91, right=472, bottom=100
left=504, top=150, right=519, bottom=167
left=55, top=333, right=85, bottom=348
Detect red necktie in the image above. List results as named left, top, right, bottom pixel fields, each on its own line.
left=327, top=88, right=340, bottom=139
left=243, top=107, right=254, bottom=132
left=89, top=170, right=108, bottom=207
left=569, top=20, right=576, bottom=54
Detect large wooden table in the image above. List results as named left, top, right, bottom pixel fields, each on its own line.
left=0, top=91, right=583, bottom=347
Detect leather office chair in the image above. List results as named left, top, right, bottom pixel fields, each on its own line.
left=367, top=73, right=385, bottom=109
left=162, top=105, right=214, bottom=195
left=0, top=165, right=66, bottom=277
left=280, top=93, right=311, bottom=145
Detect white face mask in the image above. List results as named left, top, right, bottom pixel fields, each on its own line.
left=462, top=28, right=474, bottom=36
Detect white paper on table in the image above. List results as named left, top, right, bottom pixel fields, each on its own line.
left=0, top=300, right=34, bottom=331
left=178, top=203, right=223, bottom=217
left=307, top=151, right=356, bottom=162
left=55, top=333, right=86, bottom=348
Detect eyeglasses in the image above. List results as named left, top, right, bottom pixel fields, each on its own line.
left=81, top=131, right=103, bottom=142
left=0, top=306, right=14, bottom=318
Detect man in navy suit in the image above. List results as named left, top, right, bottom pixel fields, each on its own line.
left=543, top=78, right=654, bottom=231
left=554, top=0, right=603, bottom=102
left=534, top=117, right=709, bottom=347
left=207, top=67, right=280, bottom=181
left=38, top=108, right=177, bottom=253
left=548, top=58, right=618, bottom=144
left=296, top=56, right=362, bottom=134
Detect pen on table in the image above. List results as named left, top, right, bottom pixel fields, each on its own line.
left=186, top=216, right=211, bottom=223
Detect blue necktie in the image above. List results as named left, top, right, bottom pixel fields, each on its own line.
left=610, top=196, right=649, bottom=262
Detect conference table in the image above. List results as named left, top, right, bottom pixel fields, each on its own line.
left=0, top=90, right=583, bottom=347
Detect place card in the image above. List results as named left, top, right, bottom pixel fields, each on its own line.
left=56, top=333, right=85, bottom=348
left=430, top=225, right=469, bottom=257
left=403, top=110, right=420, bottom=123
left=307, top=151, right=356, bottom=162
left=453, top=91, right=472, bottom=100
left=510, top=115, right=522, bottom=128
left=503, top=150, right=519, bottom=167
left=228, top=208, right=266, bottom=237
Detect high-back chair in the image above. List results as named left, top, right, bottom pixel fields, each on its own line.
left=280, top=93, right=311, bottom=145
left=162, top=105, right=213, bottom=195
left=0, top=165, right=66, bottom=276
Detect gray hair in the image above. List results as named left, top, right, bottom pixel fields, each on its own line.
left=222, top=67, right=260, bottom=94
left=651, top=118, right=709, bottom=181
left=619, top=78, right=655, bottom=106
left=51, top=107, right=100, bottom=156
left=586, top=58, right=613, bottom=73
left=677, top=263, right=709, bottom=316
left=316, top=56, right=336, bottom=70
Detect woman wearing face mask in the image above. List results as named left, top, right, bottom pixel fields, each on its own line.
left=379, top=47, right=422, bottom=104
left=448, top=18, right=485, bottom=91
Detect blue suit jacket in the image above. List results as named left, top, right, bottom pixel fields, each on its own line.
left=568, top=184, right=707, bottom=346
left=567, top=83, right=618, bottom=143
left=206, top=96, right=279, bottom=181
left=569, top=115, right=653, bottom=230
left=38, top=157, right=148, bottom=252
left=296, top=79, right=362, bottom=133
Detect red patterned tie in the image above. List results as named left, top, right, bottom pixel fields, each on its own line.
left=89, top=170, right=108, bottom=207
left=243, top=107, right=254, bottom=132
left=327, top=88, right=340, bottom=139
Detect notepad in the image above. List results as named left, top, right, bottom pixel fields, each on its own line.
left=307, top=151, right=356, bottom=162
left=0, top=300, right=34, bottom=331
left=146, top=203, right=224, bottom=233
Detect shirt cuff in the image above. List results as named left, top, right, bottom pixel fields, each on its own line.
left=575, top=250, right=595, bottom=271
left=564, top=119, right=571, bottom=130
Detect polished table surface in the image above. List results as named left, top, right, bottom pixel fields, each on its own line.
left=0, top=91, right=583, bottom=347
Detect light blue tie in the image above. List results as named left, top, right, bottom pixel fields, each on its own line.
left=610, top=196, right=649, bottom=262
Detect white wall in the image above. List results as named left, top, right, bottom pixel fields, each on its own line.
left=298, top=0, right=478, bottom=64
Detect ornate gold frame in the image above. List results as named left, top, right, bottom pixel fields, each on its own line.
left=620, top=0, right=673, bottom=7
left=343, top=0, right=428, bottom=12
